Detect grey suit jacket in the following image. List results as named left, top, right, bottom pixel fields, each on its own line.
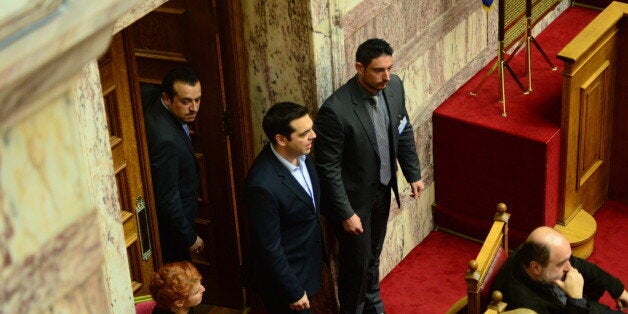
left=314, top=74, right=421, bottom=222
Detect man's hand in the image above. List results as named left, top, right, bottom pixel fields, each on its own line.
left=616, top=289, right=628, bottom=311
left=554, top=268, right=584, bottom=299
left=289, top=292, right=310, bottom=311
left=410, top=180, right=425, bottom=198
left=342, top=214, right=363, bottom=235
left=188, top=236, right=205, bottom=254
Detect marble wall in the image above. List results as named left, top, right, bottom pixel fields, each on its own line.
left=71, top=61, right=136, bottom=314
left=241, top=0, right=319, bottom=152
left=0, top=92, right=107, bottom=313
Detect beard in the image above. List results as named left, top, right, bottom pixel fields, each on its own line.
left=541, top=269, right=566, bottom=285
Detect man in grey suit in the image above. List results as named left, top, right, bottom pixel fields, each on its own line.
left=314, top=38, right=424, bottom=314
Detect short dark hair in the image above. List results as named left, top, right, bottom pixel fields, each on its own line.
left=262, top=102, right=309, bottom=144
left=519, top=240, right=551, bottom=268
left=355, top=38, right=394, bottom=67
left=162, top=68, right=200, bottom=99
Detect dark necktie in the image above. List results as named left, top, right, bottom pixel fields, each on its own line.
left=369, top=95, right=391, bottom=185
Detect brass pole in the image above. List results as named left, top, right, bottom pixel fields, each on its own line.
left=526, top=16, right=533, bottom=92
left=499, top=40, right=507, bottom=118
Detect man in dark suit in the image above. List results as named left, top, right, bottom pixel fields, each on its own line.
left=144, top=68, right=204, bottom=264
left=314, top=38, right=425, bottom=314
left=493, top=226, right=628, bottom=313
left=245, top=102, right=323, bottom=313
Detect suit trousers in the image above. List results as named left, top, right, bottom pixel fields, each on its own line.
left=338, top=184, right=391, bottom=314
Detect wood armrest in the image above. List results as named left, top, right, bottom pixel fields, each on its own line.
left=446, top=295, right=468, bottom=314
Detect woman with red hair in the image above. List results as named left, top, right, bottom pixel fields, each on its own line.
left=149, top=261, right=205, bottom=314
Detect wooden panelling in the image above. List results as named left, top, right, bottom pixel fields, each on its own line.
left=557, top=2, right=628, bottom=221
left=576, top=62, right=609, bottom=188
left=99, top=33, right=157, bottom=296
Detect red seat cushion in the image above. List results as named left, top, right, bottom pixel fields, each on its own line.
left=480, top=247, right=508, bottom=307
left=135, top=300, right=156, bottom=314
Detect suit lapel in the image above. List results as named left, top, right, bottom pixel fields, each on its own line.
left=383, top=88, right=400, bottom=157
left=266, top=147, right=317, bottom=212
left=350, top=81, right=378, bottom=155
left=305, top=156, right=320, bottom=212
left=160, top=105, right=195, bottom=155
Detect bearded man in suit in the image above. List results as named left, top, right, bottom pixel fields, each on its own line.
left=245, top=102, right=323, bottom=313
left=144, top=67, right=204, bottom=263
left=314, top=38, right=425, bottom=314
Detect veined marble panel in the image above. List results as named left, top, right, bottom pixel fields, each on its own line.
left=312, top=24, right=336, bottom=107
left=72, top=61, right=135, bottom=313
left=0, top=94, right=91, bottom=262
left=0, top=82, right=108, bottom=314
left=1, top=202, right=104, bottom=312
left=48, top=269, right=110, bottom=313
left=310, top=0, right=330, bottom=29
left=242, top=0, right=318, bottom=152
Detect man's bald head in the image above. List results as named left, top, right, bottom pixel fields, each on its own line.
left=527, top=226, right=569, bottom=249
left=520, top=226, right=571, bottom=269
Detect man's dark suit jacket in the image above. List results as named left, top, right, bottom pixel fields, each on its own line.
left=143, top=87, right=199, bottom=263
left=314, top=74, right=421, bottom=222
left=493, top=246, right=625, bottom=314
left=245, top=145, right=323, bottom=305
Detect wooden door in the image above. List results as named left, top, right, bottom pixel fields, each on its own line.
left=99, top=32, right=160, bottom=296
left=126, top=0, right=247, bottom=307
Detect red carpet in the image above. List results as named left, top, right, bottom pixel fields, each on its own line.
left=589, top=200, right=628, bottom=308
left=432, top=7, right=599, bottom=247
left=381, top=201, right=628, bottom=313
left=380, top=231, right=481, bottom=314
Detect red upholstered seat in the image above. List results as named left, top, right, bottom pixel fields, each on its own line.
left=480, top=246, right=508, bottom=308
left=135, top=299, right=156, bottom=314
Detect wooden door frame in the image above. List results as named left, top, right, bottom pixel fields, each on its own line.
left=123, top=30, right=164, bottom=269
left=213, top=1, right=256, bottom=304
left=214, top=0, right=256, bottom=229
left=121, top=0, right=255, bottom=305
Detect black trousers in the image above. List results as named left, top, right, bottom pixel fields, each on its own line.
left=337, top=184, right=391, bottom=314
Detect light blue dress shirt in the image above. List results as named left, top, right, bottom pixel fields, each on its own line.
left=270, top=144, right=316, bottom=209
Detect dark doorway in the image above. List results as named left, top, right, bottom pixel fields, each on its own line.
left=102, top=0, right=254, bottom=308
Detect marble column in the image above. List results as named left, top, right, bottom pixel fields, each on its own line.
left=0, top=1, right=141, bottom=313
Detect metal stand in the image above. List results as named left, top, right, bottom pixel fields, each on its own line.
left=471, top=0, right=558, bottom=118
left=470, top=0, right=528, bottom=118
left=525, top=15, right=557, bottom=92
